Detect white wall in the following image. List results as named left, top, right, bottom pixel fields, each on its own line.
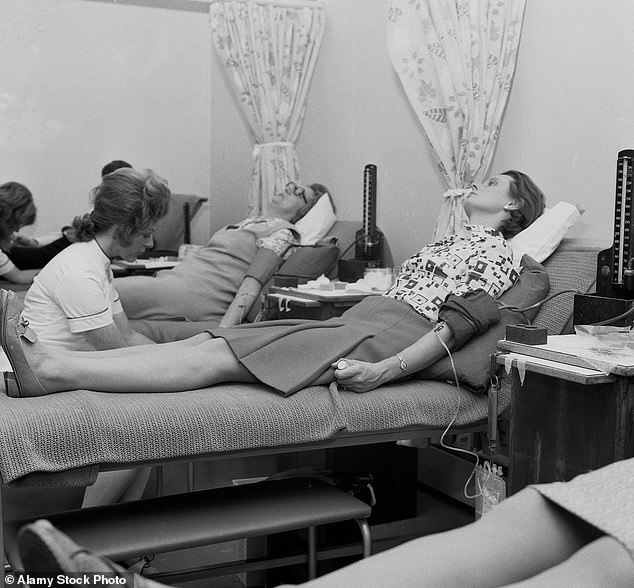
left=2, top=0, right=633, bottom=264
left=492, top=0, right=634, bottom=250
left=296, top=0, right=446, bottom=265
left=0, top=0, right=212, bottom=241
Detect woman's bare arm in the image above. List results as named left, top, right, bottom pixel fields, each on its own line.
left=332, top=322, right=455, bottom=393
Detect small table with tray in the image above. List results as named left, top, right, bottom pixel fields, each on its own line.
left=264, top=285, right=376, bottom=321
left=111, top=256, right=180, bottom=277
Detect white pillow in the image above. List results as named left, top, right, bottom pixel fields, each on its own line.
left=508, top=201, right=582, bottom=263
left=294, top=193, right=337, bottom=245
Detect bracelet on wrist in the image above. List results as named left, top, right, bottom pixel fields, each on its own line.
left=395, top=354, right=408, bottom=373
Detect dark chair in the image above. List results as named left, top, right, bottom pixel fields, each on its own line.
left=146, top=193, right=208, bottom=257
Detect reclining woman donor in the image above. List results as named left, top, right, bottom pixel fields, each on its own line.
left=20, top=167, right=171, bottom=351
left=1, top=170, right=545, bottom=398
left=114, top=181, right=332, bottom=340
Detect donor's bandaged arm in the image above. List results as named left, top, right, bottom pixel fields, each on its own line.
left=498, top=327, right=634, bottom=374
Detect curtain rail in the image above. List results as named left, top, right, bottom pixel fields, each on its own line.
left=79, top=0, right=324, bottom=12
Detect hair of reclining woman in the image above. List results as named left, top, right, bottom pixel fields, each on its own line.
left=1, top=170, right=546, bottom=398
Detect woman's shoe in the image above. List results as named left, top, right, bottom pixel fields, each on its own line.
left=0, top=289, right=48, bottom=398
left=17, top=519, right=166, bottom=587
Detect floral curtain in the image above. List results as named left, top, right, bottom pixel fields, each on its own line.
left=210, top=0, right=325, bottom=215
left=387, top=0, right=527, bottom=239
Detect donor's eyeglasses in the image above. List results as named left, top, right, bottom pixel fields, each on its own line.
left=285, top=181, right=308, bottom=204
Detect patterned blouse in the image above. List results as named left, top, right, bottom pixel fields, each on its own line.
left=383, top=225, right=519, bottom=322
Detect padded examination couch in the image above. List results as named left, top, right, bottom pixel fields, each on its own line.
left=0, top=238, right=601, bottom=574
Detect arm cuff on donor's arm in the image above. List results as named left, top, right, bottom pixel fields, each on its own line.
left=437, top=290, right=501, bottom=351
left=245, top=247, right=286, bottom=286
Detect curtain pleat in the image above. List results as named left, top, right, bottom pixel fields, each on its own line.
left=210, top=1, right=325, bottom=215
left=387, top=0, right=527, bottom=239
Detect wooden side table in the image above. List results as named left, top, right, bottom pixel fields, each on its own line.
left=496, top=339, right=634, bottom=495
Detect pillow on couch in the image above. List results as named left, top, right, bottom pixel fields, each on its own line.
left=419, top=254, right=550, bottom=394
left=294, top=194, right=337, bottom=245
left=276, top=195, right=339, bottom=280
left=507, top=202, right=582, bottom=263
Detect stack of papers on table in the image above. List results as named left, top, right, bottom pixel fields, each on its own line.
left=498, top=334, right=634, bottom=375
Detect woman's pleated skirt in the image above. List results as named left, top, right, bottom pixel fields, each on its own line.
left=208, top=295, right=433, bottom=396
